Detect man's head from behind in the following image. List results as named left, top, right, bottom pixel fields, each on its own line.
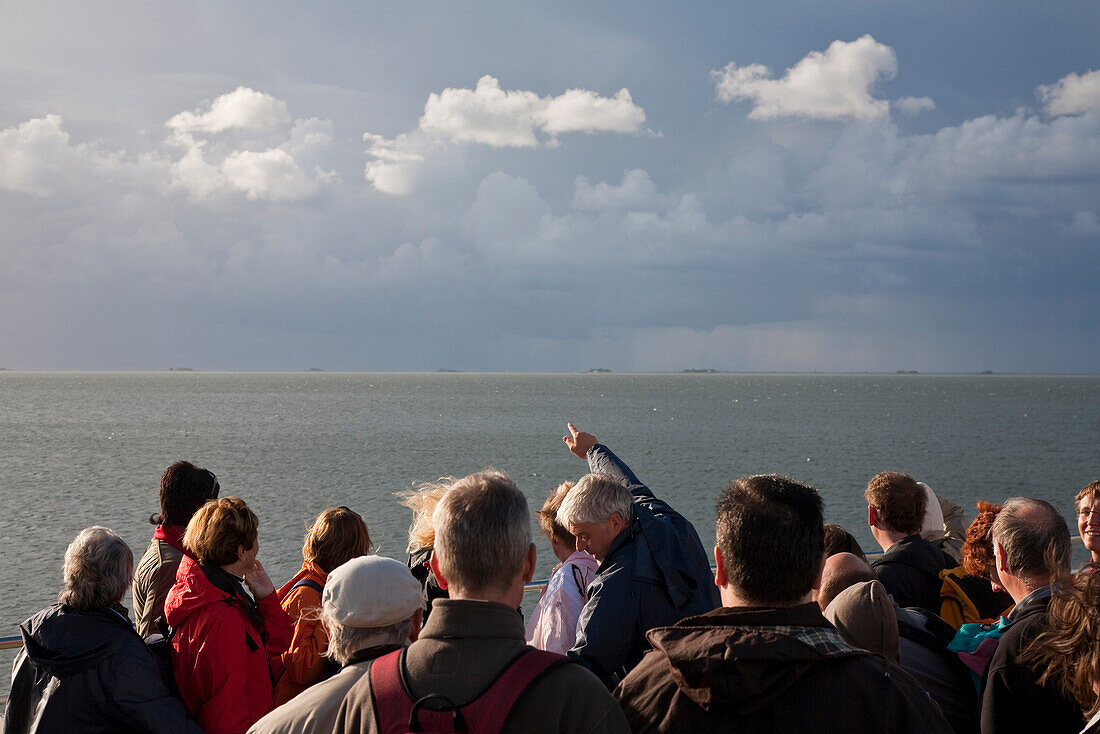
left=321, top=555, right=422, bottom=665
left=556, top=473, right=634, bottom=562
left=430, top=470, right=534, bottom=603
left=153, top=461, right=220, bottom=527
left=992, top=497, right=1072, bottom=599
left=716, top=474, right=824, bottom=607
left=817, top=551, right=876, bottom=610
left=864, top=471, right=926, bottom=536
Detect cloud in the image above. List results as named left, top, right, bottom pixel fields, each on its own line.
left=893, top=96, right=935, bottom=115
left=572, top=168, right=660, bottom=211
left=166, top=86, right=292, bottom=139
left=163, top=90, right=335, bottom=202
left=364, top=76, right=647, bottom=194
left=1039, top=69, right=1100, bottom=117
left=0, top=115, right=84, bottom=195
left=712, top=35, right=898, bottom=120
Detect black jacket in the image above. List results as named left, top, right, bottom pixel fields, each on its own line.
left=616, top=604, right=953, bottom=734
left=569, top=444, right=720, bottom=687
left=979, top=588, right=1083, bottom=734
left=872, top=534, right=958, bottom=612
left=3, top=603, right=201, bottom=734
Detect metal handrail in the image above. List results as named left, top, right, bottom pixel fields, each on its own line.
left=1, top=634, right=21, bottom=650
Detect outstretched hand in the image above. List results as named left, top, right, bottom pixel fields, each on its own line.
left=564, top=422, right=598, bottom=459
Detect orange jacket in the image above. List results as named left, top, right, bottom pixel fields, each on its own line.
left=270, top=561, right=329, bottom=705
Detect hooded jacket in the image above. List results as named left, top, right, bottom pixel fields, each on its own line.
left=872, top=533, right=958, bottom=613
left=615, top=604, right=953, bottom=734
left=164, top=555, right=293, bottom=734
left=570, top=444, right=720, bottom=686
left=3, top=603, right=201, bottom=734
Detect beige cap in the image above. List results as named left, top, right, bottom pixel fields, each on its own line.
left=322, top=555, right=421, bottom=628
left=824, top=579, right=900, bottom=663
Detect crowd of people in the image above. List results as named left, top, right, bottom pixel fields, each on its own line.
left=4, top=423, right=1100, bottom=734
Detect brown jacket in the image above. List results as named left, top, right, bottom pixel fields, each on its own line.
left=334, top=599, right=629, bottom=734
left=132, top=535, right=186, bottom=638
left=616, top=604, right=953, bottom=734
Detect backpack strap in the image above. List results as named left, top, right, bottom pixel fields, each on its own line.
left=370, top=647, right=569, bottom=733
left=290, top=578, right=325, bottom=595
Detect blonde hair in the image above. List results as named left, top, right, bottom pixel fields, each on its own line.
left=303, top=506, right=373, bottom=573
left=536, top=482, right=577, bottom=548
left=183, top=496, right=258, bottom=567
left=398, top=478, right=454, bottom=553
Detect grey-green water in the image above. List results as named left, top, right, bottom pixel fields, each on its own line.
left=2, top=372, right=1098, bottom=662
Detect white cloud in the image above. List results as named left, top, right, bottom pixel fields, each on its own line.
left=0, top=115, right=81, bottom=195
left=1039, top=69, right=1100, bottom=117
left=419, top=75, right=646, bottom=148
left=220, top=148, right=319, bottom=201
left=712, top=35, right=897, bottom=120
left=364, top=76, right=647, bottom=194
left=166, top=86, right=292, bottom=139
left=893, top=96, right=935, bottom=115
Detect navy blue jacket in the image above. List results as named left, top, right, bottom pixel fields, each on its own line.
left=569, top=444, right=720, bottom=686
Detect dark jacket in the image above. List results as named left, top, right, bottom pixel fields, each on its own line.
left=979, top=587, right=1083, bottom=734
left=570, top=444, right=720, bottom=686
left=872, top=533, right=958, bottom=612
left=615, top=604, right=953, bottom=734
left=3, top=603, right=201, bottom=734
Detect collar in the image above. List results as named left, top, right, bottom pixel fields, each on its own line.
left=1009, top=584, right=1053, bottom=620
left=342, top=643, right=404, bottom=668
left=677, top=602, right=833, bottom=630
left=420, top=599, right=525, bottom=641
left=153, top=524, right=191, bottom=556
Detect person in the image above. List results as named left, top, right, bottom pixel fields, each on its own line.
left=920, top=483, right=968, bottom=563
left=866, top=471, right=959, bottom=612
left=557, top=423, right=719, bottom=686
left=1075, top=480, right=1100, bottom=566
left=165, top=496, right=294, bottom=734
left=815, top=551, right=875, bottom=609
left=824, top=523, right=867, bottom=561
left=132, top=460, right=220, bottom=637
left=270, top=505, right=373, bottom=706
left=399, top=477, right=453, bottom=623
left=334, top=470, right=630, bottom=734
left=1019, top=564, right=1100, bottom=732
left=978, top=497, right=1082, bottom=734
left=823, top=579, right=900, bottom=662
left=615, top=473, right=951, bottom=733
left=938, top=501, right=1013, bottom=628
left=4, top=527, right=201, bottom=734
left=527, top=481, right=600, bottom=654
left=248, top=555, right=421, bottom=734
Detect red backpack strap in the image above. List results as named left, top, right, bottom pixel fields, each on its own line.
left=370, top=649, right=416, bottom=734
left=460, top=649, right=569, bottom=732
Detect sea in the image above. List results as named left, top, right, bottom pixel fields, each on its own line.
left=2, top=371, right=1098, bottom=677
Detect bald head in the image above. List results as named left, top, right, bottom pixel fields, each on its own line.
left=817, top=552, right=876, bottom=610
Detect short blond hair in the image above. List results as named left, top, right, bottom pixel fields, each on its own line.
left=184, top=496, right=258, bottom=567
left=537, top=482, right=577, bottom=547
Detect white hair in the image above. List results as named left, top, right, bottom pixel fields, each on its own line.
left=58, top=527, right=133, bottom=611
left=556, top=473, right=634, bottom=528
left=320, top=608, right=411, bottom=665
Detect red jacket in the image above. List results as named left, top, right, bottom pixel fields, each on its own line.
left=165, top=555, right=293, bottom=734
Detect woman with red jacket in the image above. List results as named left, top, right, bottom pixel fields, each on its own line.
left=270, top=505, right=373, bottom=705
left=165, top=496, right=293, bottom=734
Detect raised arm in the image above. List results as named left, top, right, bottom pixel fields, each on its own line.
left=564, top=423, right=655, bottom=502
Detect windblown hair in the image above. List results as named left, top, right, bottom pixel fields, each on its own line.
left=183, top=496, right=259, bottom=568
left=824, top=524, right=866, bottom=562
left=1021, top=566, right=1100, bottom=717
left=151, top=460, right=219, bottom=527
left=321, top=609, right=411, bottom=665
left=433, top=470, right=530, bottom=595
left=556, top=473, right=634, bottom=529
left=398, top=478, right=454, bottom=553
left=962, top=501, right=1002, bottom=578
left=303, top=506, right=373, bottom=573
left=864, top=471, right=926, bottom=535
left=717, top=474, right=824, bottom=607
left=992, top=497, right=1072, bottom=586
left=58, top=527, right=134, bottom=611
left=1076, top=480, right=1100, bottom=506
left=536, top=481, right=578, bottom=548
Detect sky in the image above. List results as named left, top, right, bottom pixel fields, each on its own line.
left=1, top=1, right=1098, bottom=373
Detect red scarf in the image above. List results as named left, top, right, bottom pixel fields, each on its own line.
left=152, top=524, right=192, bottom=557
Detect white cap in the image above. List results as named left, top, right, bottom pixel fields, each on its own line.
left=322, top=555, right=421, bottom=628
